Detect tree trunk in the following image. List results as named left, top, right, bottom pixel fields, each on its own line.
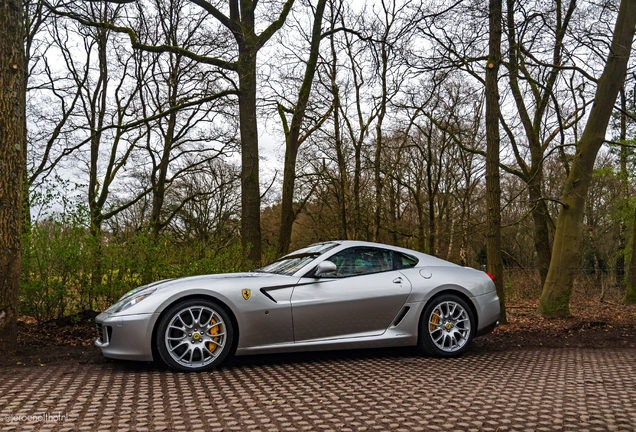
left=538, top=0, right=636, bottom=316
left=21, top=0, right=30, bottom=236
left=505, top=0, right=574, bottom=288
left=89, top=220, right=103, bottom=311
left=330, top=20, right=347, bottom=241
left=373, top=22, right=389, bottom=243
left=0, top=0, right=25, bottom=352
left=616, top=86, right=627, bottom=286
left=486, top=0, right=507, bottom=324
left=238, top=48, right=261, bottom=262
left=426, top=130, right=436, bottom=254
left=528, top=183, right=553, bottom=287
left=88, top=25, right=109, bottom=304
left=428, top=195, right=436, bottom=255
left=334, top=102, right=348, bottom=240
left=411, top=188, right=425, bottom=253
left=625, top=207, right=636, bottom=304
left=353, top=143, right=361, bottom=240
left=150, top=109, right=176, bottom=237
left=373, top=130, right=383, bottom=242
left=447, top=216, right=455, bottom=261
left=460, top=179, right=471, bottom=266
left=459, top=212, right=468, bottom=266
left=278, top=138, right=299, bottom=254
left=389, top=181, right=398, bottom=245
left=586, top=204, right=600, bottom=282
left=277, top=0, right=327, bottom=255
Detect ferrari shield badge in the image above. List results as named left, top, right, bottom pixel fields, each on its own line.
left=242, top=289, right=251, bottom=300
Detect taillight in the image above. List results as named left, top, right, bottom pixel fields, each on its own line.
left=486, top=273, right=494, bottom=281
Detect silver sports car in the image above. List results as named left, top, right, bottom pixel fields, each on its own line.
left=95, top=240, right=500, bottom=371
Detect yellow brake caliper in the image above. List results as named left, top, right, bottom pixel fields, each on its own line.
left=430, top=309, right=440, bottom=331
left=208, top=318, right=222, bottom=353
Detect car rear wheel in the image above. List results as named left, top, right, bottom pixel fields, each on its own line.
left=418, top=294, right=475, bottom=357
left=156, top=299, right=233, bottom=372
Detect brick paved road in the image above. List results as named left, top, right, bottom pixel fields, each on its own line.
left=1, top=348, right=635, bottom=431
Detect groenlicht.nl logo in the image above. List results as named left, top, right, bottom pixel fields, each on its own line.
left=4, top=412, right=69, bottom=423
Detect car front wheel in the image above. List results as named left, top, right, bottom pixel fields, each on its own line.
left=418, top=294, right=475, bottom=357
left=156, top=299, right=233, bottom=372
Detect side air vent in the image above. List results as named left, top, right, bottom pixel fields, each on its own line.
left=392, top=306, right=410, bottom=327
left=260, top=288, right=278, bottom=303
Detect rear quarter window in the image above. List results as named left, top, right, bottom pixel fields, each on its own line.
left=394, top=252, right=419, bottom=269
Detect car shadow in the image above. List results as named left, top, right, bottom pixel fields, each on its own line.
left=104, top=345, right=425, bottom=373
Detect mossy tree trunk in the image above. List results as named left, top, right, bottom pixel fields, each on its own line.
left=0, top=0, right=26, bottom=352
left=538, top=0, right=636, bottom=316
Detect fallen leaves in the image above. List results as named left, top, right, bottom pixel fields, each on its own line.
left=472, top=298, right=636, bottom=351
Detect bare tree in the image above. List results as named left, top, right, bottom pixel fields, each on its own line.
left=134, top=0, right=238, bottom=238
left=501, top=0, right=577, bottom=286
left=277, top=0, right=328, bottom=255
left=166, top=159, right=241, bottom=245
left=339, top=9, right=377, bottom=240
left=538, top=0, right=636, bottom=317
left=19, top=0, right=92, bottom=237
left=53, top=3, right=152, bottom=304
left=369, top=0, right=416, bottom=242
left=50, top=0, right=300, bottom=262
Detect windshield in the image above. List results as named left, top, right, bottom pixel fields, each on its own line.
left=257, top=242, right=338, bottom=275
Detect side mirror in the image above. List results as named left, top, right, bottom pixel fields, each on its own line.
left=314, top=260, right=337, bottom=277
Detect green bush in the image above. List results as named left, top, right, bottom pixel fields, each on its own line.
left=20, top=219, right=276, bottom=322
left=20, top=221, right=92, bottom=322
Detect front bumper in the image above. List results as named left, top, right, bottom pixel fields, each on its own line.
left=95, top=312, right=159, bottom=361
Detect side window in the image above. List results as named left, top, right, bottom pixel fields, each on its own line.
left=393, top=252, right=419, bottom=270
left=327, top=247, right=393, bottom=277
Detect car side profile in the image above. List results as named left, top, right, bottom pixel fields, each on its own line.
left=95, top=240, right=500, bottom=371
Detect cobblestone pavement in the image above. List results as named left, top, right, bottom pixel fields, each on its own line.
left=1, top=348, right=635, bottom=432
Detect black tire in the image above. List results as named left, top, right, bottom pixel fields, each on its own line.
left=156, top=298, right=234, bottom=372
left=418, top=294, right=475, bottom=357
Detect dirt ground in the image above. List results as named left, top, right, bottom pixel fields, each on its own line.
left=3, top=298, right=635, bottom=369
left=472, top=298, right=636, bottom=352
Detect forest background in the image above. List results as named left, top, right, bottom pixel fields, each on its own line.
left=1, top=0, right=635, bottom=345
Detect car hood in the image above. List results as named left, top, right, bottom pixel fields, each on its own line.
left=147, top=272, right=282, bottom=291
left=103, top=271, right=299, bottom=316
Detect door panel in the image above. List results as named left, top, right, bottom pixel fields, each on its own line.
left=291, top=271, right=412, bottom=342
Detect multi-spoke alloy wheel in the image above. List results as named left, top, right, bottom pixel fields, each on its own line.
left=418, top=294, right=475, bottom=357
left=156, top=299, right=233, bottom=372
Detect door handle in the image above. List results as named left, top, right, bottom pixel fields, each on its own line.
left=393, top=277, right=402, bottom=284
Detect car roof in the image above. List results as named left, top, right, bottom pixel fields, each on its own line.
left=310, top=240, right=418, bottom=254
left=311, top=240, right=457, bottom=263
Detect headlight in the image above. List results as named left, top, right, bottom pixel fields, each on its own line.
left=118, top=285, right=149, bottom=302
left=115, top=287, right=156, bottom=313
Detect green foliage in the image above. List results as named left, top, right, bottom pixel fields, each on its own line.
left=20, top=216, right=277, bottom=323
left=21, top=221, right=92, bottom=323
